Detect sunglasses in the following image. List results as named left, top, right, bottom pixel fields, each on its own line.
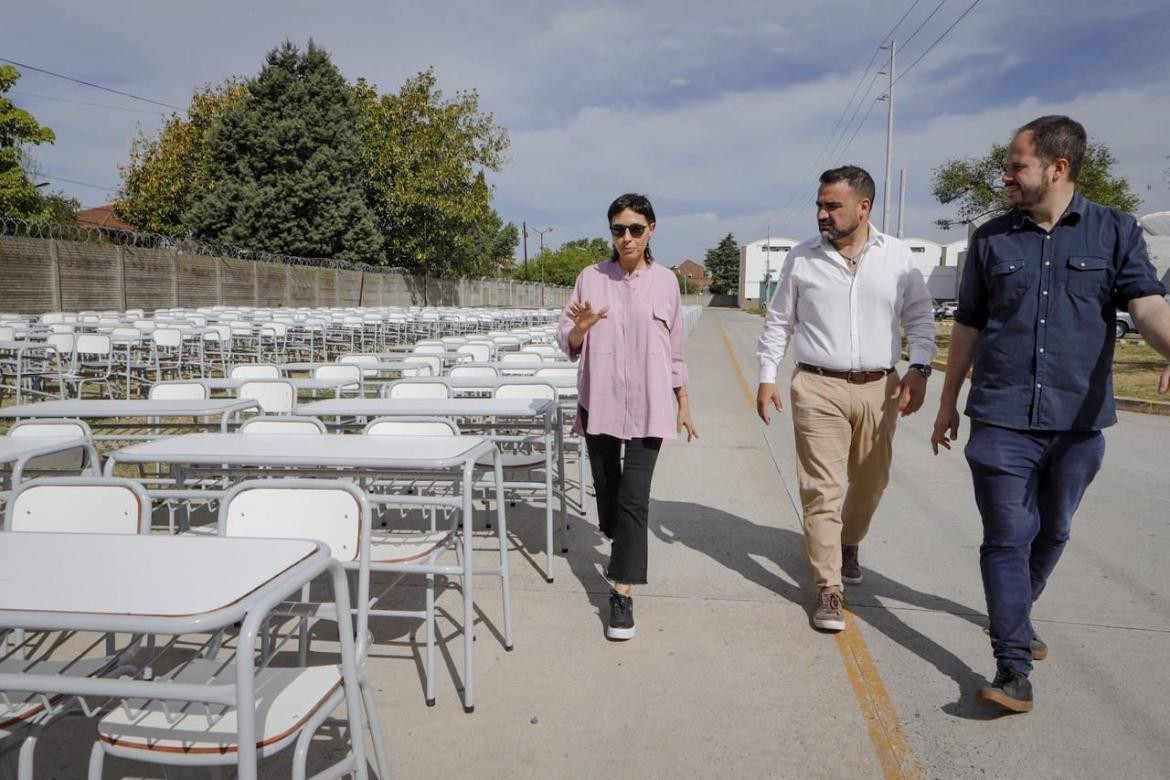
left=610, top=223, right=649, bottom=238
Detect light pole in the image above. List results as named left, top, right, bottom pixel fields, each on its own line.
left=532, top=226, right=553, bottom=307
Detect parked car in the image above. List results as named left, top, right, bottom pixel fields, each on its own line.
left=938, top=302, right=958, bottom=319
left=1115, top=311, right=1135, bottom=339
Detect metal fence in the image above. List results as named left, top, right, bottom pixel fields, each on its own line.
left=0, top=220, right=569, bottom=314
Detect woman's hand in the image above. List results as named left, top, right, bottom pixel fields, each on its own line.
left=676, top=394, right=698, bottom=442
left=567, top=301, right=609, bottom=333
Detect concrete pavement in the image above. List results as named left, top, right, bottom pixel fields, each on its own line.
left=10, top=306, right=1170, bottom=778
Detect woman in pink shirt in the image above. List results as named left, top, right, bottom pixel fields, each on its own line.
left=556, top=193, right=698, bottom=641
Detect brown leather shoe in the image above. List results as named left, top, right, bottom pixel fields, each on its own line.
left=842, top=544, right=862, bottom=585
left=813, top=587, right=845, bottom=631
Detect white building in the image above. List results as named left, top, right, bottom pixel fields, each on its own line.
left=941, top=239, right=967, bottom=266
left=739, top=237, right=798, bottom=309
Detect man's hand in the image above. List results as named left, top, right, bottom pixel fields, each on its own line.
left=756, top=382, right=783, bottom=424
left=1160, top=365, right=1170, bottom=394
left=931, top=404, right=960, bottom=455
left=890, top=370, right=927, bottom=417
left=566, top=301, right=609, bottom=333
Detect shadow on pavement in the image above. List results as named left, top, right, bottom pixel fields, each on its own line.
left=646, top=498, right=1009, bottom=720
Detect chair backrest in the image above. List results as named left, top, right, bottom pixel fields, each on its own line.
left=385, top=380, right=451, bottom=400
left=6, top=477, right=150, bottom=534
left=149, top=381, right=208, bottom=401
left=402, top=355, right=439, bottom=377
left=339, top=354, right=379, bottom=366
left=449, top=365, right=498, bottom=378
left=74, top=334, right=112, bottom=356
left=495, top=382, right=557, bottom=401
left=46, top=333, right=76, bottom=356
left=440, top=336, right=467, bottom=347
left=412, top=344, right=446, bottom=357
left=152, top=328, right=183, bottom=348
left=456, top=343, right=491, bottom=362
left=229, top=364, right=280, bottom=380
left=239, top=416, right=327, bottom=434
left=313, top=364, right=362, bottom=383
left=363, top=416, right=460, bottom=437
left=238, top=380, right=296, bottom=414
left=499, top=352, right=536, bottom=364
left=0, top=325, right=13, bottom=341
left=9, top=418, right=92, bottom=441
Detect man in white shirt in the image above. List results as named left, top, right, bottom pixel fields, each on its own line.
left=756, top=165, right=936, bottom=631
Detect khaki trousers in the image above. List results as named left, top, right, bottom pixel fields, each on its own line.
left=790, top=368, right=900, bottom=590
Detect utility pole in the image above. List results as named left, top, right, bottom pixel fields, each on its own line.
left=522, top=221, right=529, bottom=280
left=897, top=168, right=906, bottom=239
left=880, top=40, right=896, bottom=234
left=532, top=227, right=553, bottom=307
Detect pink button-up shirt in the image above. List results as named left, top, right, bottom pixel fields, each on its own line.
left=556, top=260, right=689, bottom=440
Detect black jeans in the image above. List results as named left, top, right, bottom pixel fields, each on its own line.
left=579, top=407, right=662, bottom=585
left=965, top=421, right=1105, bottom=675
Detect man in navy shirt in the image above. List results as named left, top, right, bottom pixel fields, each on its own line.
left=931, top=115, right=1170, bottom=713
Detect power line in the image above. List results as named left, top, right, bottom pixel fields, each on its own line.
left=894, top=0, right=983, bottom=87
left=775, top=0, right=927, bottom=234
left=41, top=174, right=118, bottom=193
left=899, top=0, right=949, bottom=53
left=11, top=90, right=167, bottom=116
left=0, top=56, right=182, bottom=110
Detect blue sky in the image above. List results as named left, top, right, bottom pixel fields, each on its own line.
left=4, top=0, right=1169, bottom=266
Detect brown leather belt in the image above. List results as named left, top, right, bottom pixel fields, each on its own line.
left=796, top=363, right=893, bottom=384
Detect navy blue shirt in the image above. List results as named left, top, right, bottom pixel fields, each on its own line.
left=956, top=192, right=1165, bottom=431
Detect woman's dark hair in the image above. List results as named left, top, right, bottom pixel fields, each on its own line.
left=607, top=193, right=656, bottom=262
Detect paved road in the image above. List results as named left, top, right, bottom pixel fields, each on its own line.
left=12, top=306, right=1170, bottom=778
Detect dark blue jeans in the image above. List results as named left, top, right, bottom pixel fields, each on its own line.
left=964, top=421, right=1105, bottom=675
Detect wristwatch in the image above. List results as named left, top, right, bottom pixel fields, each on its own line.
left=908, top=363, right=932, bottom=378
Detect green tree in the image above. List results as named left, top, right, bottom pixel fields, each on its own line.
left=458, top=206, right=519, bottom=277
left=676, top=270, right=693, bottom=294
left=185, top=41, right=382, bottom=262
left=0, top=65, right=58, bottom=222
left=705, top=233, right=739, bottom=295
left=515, top=237, right=609, bottom=286
left=116, top=80, right=245, bottom=233
left=932, top=140, right=1140, bottom=230
left=354, top=68, right=508, bottom=273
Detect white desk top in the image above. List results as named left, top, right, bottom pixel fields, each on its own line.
left=280, top=361, right=419, bottom=373
left=0, top=436, right=86, bottom=463
left=0, top=398, right=261, bottom=418
left=197, top=377, right=354, bottom=391
left=108, top=432, right=494, bottom=470
left=297, top=397, right=556, bottom=418
left=0, top=340, right=54, bottom=351
left=0, top=533, right=318, bottom=619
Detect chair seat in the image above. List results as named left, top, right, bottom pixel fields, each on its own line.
left=370, top=530, right=454, bottom=563
left=96, top=660, right=339, bottom=755
left=0, top=654, right=118, bottom=729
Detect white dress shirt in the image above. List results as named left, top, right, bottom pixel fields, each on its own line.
left=756, top=225, right=937, bottom=383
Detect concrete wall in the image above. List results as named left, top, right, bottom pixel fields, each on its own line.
left=0, top=236, right=569, bottom=314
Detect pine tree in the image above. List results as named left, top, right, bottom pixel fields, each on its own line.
left=705, top=233, right=740, bottom=295
left=185, top=41, right=381, bottom=262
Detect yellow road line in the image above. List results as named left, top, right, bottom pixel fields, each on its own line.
left=718, top=318, right=924, bottom=780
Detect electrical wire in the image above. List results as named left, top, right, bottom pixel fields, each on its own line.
left=41, top=175, right=118, bottom=193
left=894, top=0, right=984, bottom=87
left=10, top=90, right=167, bottom=116
left=0, top=56, right=182, bottom=110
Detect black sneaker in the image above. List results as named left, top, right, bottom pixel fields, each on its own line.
left=977, top=668, right=1033, bottom=713
left=1031, top=633, right=1048, bottom=661
left=841, top=545, right=862, bottom=585
left=606, top=590, right=635, bottom=640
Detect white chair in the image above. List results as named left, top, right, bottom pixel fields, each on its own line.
left=363, top=416, right=460, bottom=437
left=148, top=381, right=208, bottom=401
left=5, top=476, right=151, bottom=534
left=89, top=480, right=388, bottom=780
left=7, top=418, right=98, bottom=475
left=384, top=380, right=452, bottom=400
left=312, top=363, right=362, bottom=395
left=228, top=364, right=280, bottom=380
left=150, top=328, right=185, bottom=382
left=239, top=380, right=295, bottom=414
left=412, top=344, right=446, bottom=358
left=456, top=343, right=491, bottom=363
left=449, top=365, right=498, bottom=379
left=402, top=355, right=440, bottom=378
left=238, top=416, right=327, bottom=435
left=66, top=334, right=115, bottom=398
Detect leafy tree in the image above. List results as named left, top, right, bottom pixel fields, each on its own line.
left=932, top=140, right=1140, bottom=230
left=116, top=80, right=245, bottom=233
left=705, top=233, right=739, bottom=295
left=185, top=41, right=382, bottom=262
left=354, top=68, right=508, bottom=273
left=515, top=237, right=609, bottom=286
left=676, top=270, right=693, bottom=294
left=0, top=65, right=58, bottom=222
left=458, top=205, right=519, bottom=277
